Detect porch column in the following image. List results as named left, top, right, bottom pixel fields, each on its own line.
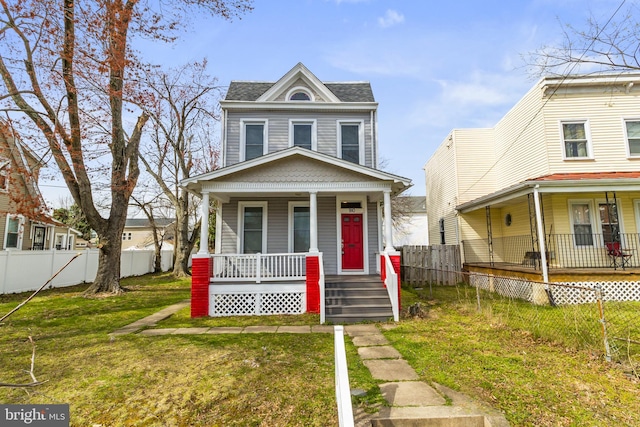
left=309, top=191, right=319, bottom=253
left=199, top=191, right=210, bottom=254
left=383, top=189, right=394, bottom=252
left=533, top=185, right=549, bottom=283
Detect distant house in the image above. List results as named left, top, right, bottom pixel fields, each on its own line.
left=393, top=196, right=428, bottom=247
left=425, top=73, right=640, bottom=302
left=0, top=122, right=80, bottom=251
left=183, top=63, right=411, bottom=321
left=122, top=218, right=175, bottom=250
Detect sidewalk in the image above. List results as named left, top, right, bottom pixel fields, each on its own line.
left=111, top=301, right=509, bottom=426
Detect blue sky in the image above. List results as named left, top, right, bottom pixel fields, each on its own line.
left=40, top=0, right=629, bottom=204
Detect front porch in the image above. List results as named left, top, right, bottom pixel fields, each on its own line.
left=190, top=252, right=401, bottom=323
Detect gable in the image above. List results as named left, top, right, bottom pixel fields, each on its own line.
left=213, top=156, right=378, bottom=184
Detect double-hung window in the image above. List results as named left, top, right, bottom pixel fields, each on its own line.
left=570, top=202, right=594, bottom=246
left=4, top=215, right=23, bottom=249
left=599, top=202, right=620, bottom=244
left=238, top=202, right=268, bottom=254
left=290, top=120, right=316, bottom=150
left=242, top=120, right=267, bottom=161
left=562, top=121, right=591, bottom=159
left=289, top=202, right=310, bottom=253
left=625, top=120, right=640, bottom=157
left=338, top=121, right=363, bottom=164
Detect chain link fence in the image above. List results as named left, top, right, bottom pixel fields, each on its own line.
left=402, top=265, right=640, bottom=377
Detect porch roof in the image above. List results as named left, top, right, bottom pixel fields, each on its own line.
left=456, top=171, right=640, bottom=213
left=181, top=146, right=412, bottom=201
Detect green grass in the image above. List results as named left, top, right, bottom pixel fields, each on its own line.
left=0, top=273, right=363, bottom=426
left=390, top=284, right=640, bottom=426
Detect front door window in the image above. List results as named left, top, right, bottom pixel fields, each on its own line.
left=33, top=226, right=46, bottom=250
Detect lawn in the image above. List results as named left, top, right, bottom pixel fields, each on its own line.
left=3, top=274, right=639, bottom=426
left=0, top=273, right=374, bottom=426
left=389, top=285, right=640, bottom=427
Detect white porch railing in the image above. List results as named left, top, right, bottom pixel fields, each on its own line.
left=383, top=252, right=400, bottom=321
left=319, top=253, right=326, bottom=324
left=211, top=253, right=306, bottom=283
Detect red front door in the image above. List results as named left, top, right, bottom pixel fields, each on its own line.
left=342, top=214, right=364, bottom=270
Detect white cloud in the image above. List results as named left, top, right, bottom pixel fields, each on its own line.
left=378, top=9, right=405, bottom=28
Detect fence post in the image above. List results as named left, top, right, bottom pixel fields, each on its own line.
left=595, top=284, right=612, bottom=362
left=476, top=282, right=481, bottom=312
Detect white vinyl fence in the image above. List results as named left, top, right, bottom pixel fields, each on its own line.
left=0, top=249, right=174, bottom=294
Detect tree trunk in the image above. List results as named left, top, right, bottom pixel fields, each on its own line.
left=173, top=204, right=192, bottom=277
left=83, top=226, right=124, bottom=295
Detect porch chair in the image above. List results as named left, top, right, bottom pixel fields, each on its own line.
left=605, top=241, right=632, bottom=270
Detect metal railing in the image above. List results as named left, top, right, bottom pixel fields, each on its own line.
left=463, top=233, right=640, bottom=269
left=211, top=253, right=307, bottom=282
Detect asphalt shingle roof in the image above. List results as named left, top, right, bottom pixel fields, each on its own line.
left=224, top=81, right=375, bottom=102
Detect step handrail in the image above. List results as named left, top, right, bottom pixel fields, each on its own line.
left=334, top=325, right=354, bottom=427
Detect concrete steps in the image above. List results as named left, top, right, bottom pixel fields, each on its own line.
left=325, top=276, right=393, bottom=324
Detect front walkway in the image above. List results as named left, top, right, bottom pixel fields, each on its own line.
left=110, top=301, right=509, bottom=426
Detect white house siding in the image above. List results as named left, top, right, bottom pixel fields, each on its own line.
left=453, top=128, right=496, bottom=204
left=542, top=90, right=640, bottom=174
left=492, top=85, right=550, bottom=188
left=225, top=111, right=375, bottom=168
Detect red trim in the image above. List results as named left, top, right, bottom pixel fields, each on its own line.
left=191, top=256, right=211, bottom=318
left=306, top=255, right=320, bottom=313
left=390, top=254, right=401, bottom=312
left=380, top=254, right=386, bottom=286
left=532, top=171, right=640, bottom=181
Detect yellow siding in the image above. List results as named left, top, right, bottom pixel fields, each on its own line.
left=454, top=128, right=495, bottom=204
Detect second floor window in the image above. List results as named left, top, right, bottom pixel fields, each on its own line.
left=339, top=123, right=361, bottom=164
left=291, top=121, right=315, bottom=150
left=625, top=120, right=640, bottom=157
left=0, top=158, right=9, bottom=192
left=243, top=121, right=266, bottom=161
left=562, top=121, right=590, bottom=159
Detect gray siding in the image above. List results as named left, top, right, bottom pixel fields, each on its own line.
left=367, top=201, right=379, bottom=274
left=225, top=111, right=374, bottom=168
left=318, top=196, right=338, bottom=274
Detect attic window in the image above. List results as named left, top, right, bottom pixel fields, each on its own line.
left=0, top=158, right=9, bottom=192
left=290, top=91, right=310, bottom=101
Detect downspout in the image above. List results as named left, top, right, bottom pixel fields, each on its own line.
left=533, top=185, right=549, bottom=283
left=371, top=109, right=378, bottom=169
left=221, top=109, right=227, bottom=167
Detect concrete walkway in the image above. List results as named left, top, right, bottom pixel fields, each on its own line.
left=111, top=302, right=509, bottom=426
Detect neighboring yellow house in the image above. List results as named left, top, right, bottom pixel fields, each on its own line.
left=122, top=218, right=175, bottom=250
left=0, top=122, right=80, bottom=251
left=425, top=73, right=640, bottom=289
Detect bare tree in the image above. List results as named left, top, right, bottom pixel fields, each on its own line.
left=136, top=61, right=220, bottom=277
left=527, top=2, right=638, bottom=76
left=0, top=0, right=251, bottom=294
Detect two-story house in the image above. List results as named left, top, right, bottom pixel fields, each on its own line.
left=183, top=63, right=411, bottom=322
left=425, top=73, right=640, bottom=303
left=122, top=218, right=175, bottom=250
left=1, top=122, right=80, bottom=251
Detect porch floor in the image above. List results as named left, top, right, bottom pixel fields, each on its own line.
left=466, top=262, right=640, bottom=280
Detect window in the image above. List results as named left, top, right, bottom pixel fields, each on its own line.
left=287, top=87, right=312, bottom=101
left=0, top=158, right=9, bottom=192
left=570, top=202, right=594, bottom=246
left=122, top=232, right=131, bottom=241
left=338, top=122, right=362, bottom=164
left=5, top=216, right=22, bottom=249
left=439, top=218, right=445, bottom=244
left=290, top=120, right=316, bottom=150
left=625, top=120, right=640, bottom=157
left=599, top=202, right=620, bottom=244
left=289, top=203, right=310, bottom=252
left=242, top=120, right=267, bottom=161
left=238, top=202, right=268, bottom=254
left=562, top=121, right=590, bottom=159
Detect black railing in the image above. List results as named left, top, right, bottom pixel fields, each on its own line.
left=462, top=233, right=640, bottom=269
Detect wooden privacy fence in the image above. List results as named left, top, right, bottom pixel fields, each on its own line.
left=401, top=245, right=462, bottom=286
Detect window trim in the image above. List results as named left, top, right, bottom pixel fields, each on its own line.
left=560, top=120, right=593, bottom=160
left=623, top=118, right=640, bottom=158
left=4, top=214, right=24, bottom=250
left=288, top=201, right=310, bottom=253
left=237, top=201, right=268, bottom=254
left=240, top=119, right=268, bottom=161
left=337, top=120, right=365, bottom=165
left=289, top=119, right=317, bottom=150
left=285, top=86, right=314, bottom=102
left=568, top=199, right=595, bottom=247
